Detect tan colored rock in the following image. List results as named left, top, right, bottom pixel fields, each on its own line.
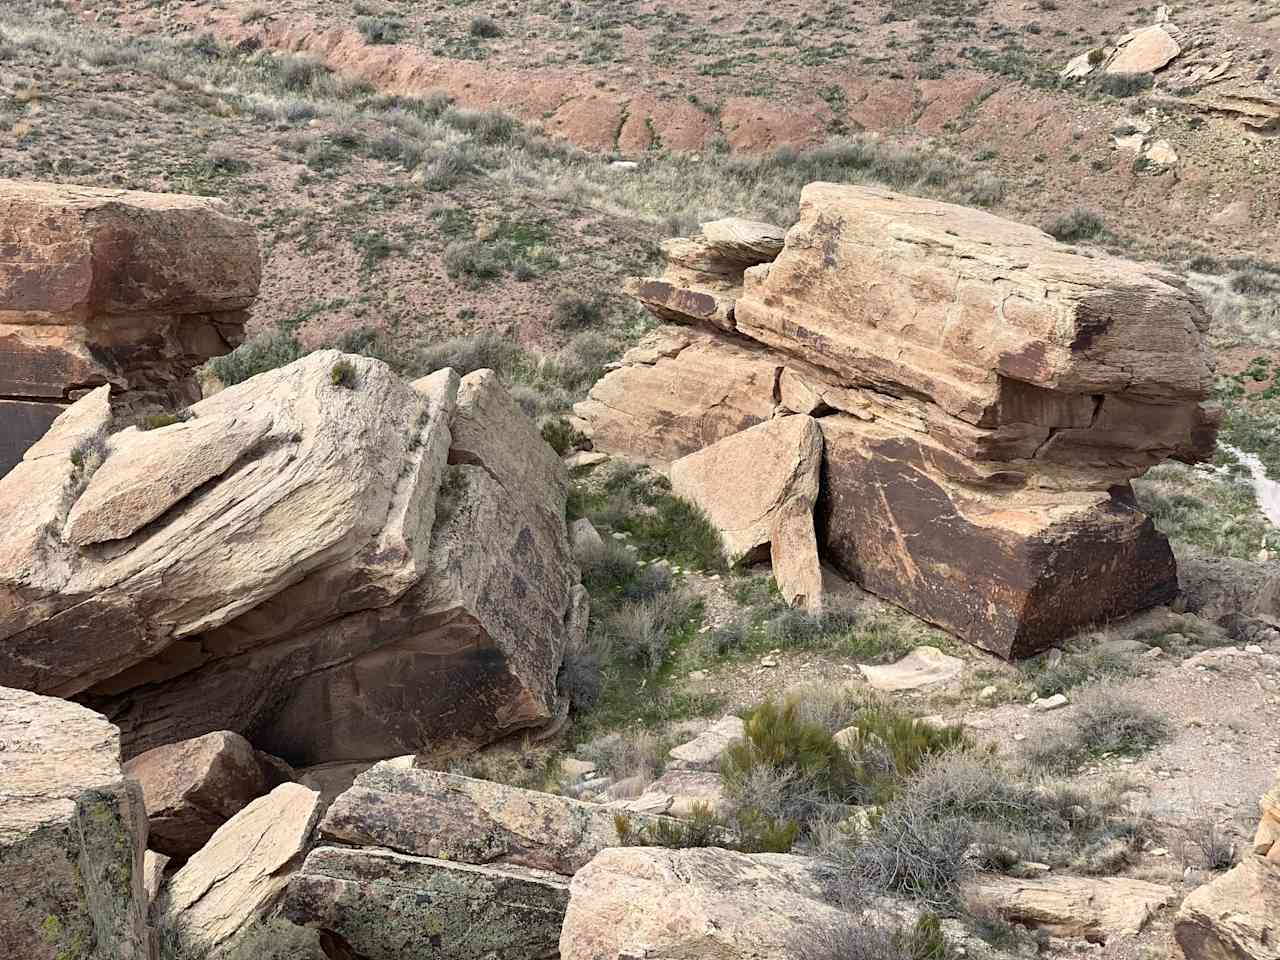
left=573, top=326, right=781, bottom=467
left=319, top=762, right=666, bottom=876
left=143, top=851, right=170, bottom=906
left=123, top=730, right=270, bottom=860
left=858, top=646, right=965, bottom=691
left=285, top=846, right=569, bottom=960
left=669, top=715, right=746, bottom=769
left=968, top=874, right=1175, bottom=941
left=158, top=782, right=322, bottom=955
left=0, top=685, right=150, bottom=960
left=607, top=184, right=1217, bottom=656
left=671, top=414, right=820, bottom=562
left=559, top=847, right=847, bottom=960
left=700, top=217, right=786, bottom=265
left=0, top=180, right=259, bottom=447
left=1145, top=139, right=1179, bottom=166
left=570, top=516, right=606, bottom=562
left=1107, top=25, right=1180, bottom=75
left=1175, top=855, right=1280, bottom=959
left=633, top=768, right=728, bottom=817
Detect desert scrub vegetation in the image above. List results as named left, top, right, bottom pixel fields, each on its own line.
left=67, top=425, right=110, bottom=499
left=1134, top=460, right=1277, bottom=559
left=1043, top=205, right=1104, bottom=243
left=156, top=915, right=325, bottom=960
left=699, top=573, right=949, bottom=665
left=789, top=911, right=949, bottom=960
left=720, top=690, right=971, bottom=844
left=568, top=461, right=727, bottom=574
left=1021, top=686, right=1171, bottom=774
left=820, top=750, right=1157, bottom=909
left=614, top=801, right=798, bottom=855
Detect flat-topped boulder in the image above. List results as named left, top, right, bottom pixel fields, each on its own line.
left=0, top=685, right=150, bottom=960
left=0, top=353, right=585, bottom=766
left=580, top=184, right=1219, bottom=655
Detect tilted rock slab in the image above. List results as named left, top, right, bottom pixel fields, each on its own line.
left=157, top=782, right=321, bottom=955
left=586, top=184, right=1219, bottom=656
left=318, top=762, right=668, bottom=876
left=0, top=685, right=150, bottom=960
left=0, top=179, right=260, bottom=478
left=285, top=846, right=568, bottom=960
left=671, top=414, right=823, bottom=609
left=967, top=874, right=1175, bottom=942
left=0, top=352, right=584, bottom=766
left=559, top=846, right=848, bottom=960
left=123, top=730, right=272, bottom=861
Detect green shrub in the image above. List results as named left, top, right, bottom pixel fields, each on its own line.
left=789, top=911, right=949, bottom=960
left=206, top=330, right=304, bottom=386
left=604, top=588, right=696, bottom=673
left=139, top=411, right=191, bottom=431
left=1088, top=71, right=1154, bottom=97
left=1043, top=206, right=1104, bottom=242
left=355, top=16, right=405, bottom=44
left=540, top=415, right=584, bottom=455
left=614, top=801, right=798, bottom=855
left=330, top=359, right=357, bottom=388
left=68, top=425, right=110, bottom=498
left=1023, top=687, right=1170, bottom=772
left=442, top=239, right=505, bottom=286
left=469, top=15, right=503, bottom=38
left=552, top=294, right=607, bottom=331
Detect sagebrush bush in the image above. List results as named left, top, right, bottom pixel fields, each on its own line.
left=551, top=294, right=607, bottom=331
left=469, top=14, right=503, bottom=38
left=576, top=729, right=669, bottom=784
left=1043, top=206, right=1104, bottom=242
left=1023, top=687, right=1170, bottom=772
left=614, top=801, right=797, bottom=854
left=1088, top=71, right=1154, bottom=98
left=67, top=425, right=110, bottom=498
left=605, top=588, right=695, bottom=673
left=789, top=912, right=947, bottom=960
left=557, top=642, right=602, bottom=713
left=205, top=329, right=304, bottom=386
left=355, top=15, right=404, bottom=44
left=1185, top=815, right=1235, bottom=871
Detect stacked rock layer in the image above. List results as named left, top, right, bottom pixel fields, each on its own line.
left=576, top=184, right=1219, bottom=657
left=0, top=180, right=260, bottom=478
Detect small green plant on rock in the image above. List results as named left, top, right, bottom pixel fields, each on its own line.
left=330, top=359, right=358, bottom=388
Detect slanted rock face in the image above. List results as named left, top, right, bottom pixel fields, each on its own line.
left=0, top=353, right=584, bottom=766
left=581, top=184, right=1219, bottom=656
left=0, top=179, right=260, bottom=478
left=123, top=730, right=273, bottom=860
left=0, top=685, right=150, bottom=960
left=558, top=847, right=848, bottom=960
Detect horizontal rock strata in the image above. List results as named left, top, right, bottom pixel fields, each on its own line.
left=0, top=179, right=260, bottom=478
left=579, top=183, right=1219, bottom=655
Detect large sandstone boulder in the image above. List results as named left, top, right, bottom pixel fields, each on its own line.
left=1175, top=856, right=1280, bottom=959
left=583, top=185, right=1219, bottom=656
left=1106, top=24, right=1181, bottom=74
left=671, top=414, right=822, bottom=607
left=318, top=762, right=666, bottom=875
left=156, top=782, right=321, bottom=956
left=0, top=352, right=585, bottom=767
left=1178, top=551, right=1280, bottom=643
left=0, top=180, right=260, bottom=477
left=558, top=846, right=848, bottom=960
left=0, top=685, right=150, bottom=960
left=285, top=846, right=569, bottom=960
left=123, top=730, right=272, bottom=860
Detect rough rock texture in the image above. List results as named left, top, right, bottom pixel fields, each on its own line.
left=968, top=874, right=1175, bottom=941
left=582, top=185, right=1218, bottom=656
left=631, top=768, right=727, bottom=817
left=1106, top=25, right=1181, bottom=74
left=123, top=730, right=270, bottom=860
left=285, top=846, right=568, bottom=960
left=559, top=847, right=847, bottom=960
left=1175, top=773, right=1280, bottom=959
left=1179, top=551, right=1280, bottom=642
left=318, top=762, right=663, bottom=876
left=0, top=180, right=260, bottom=475
left=671, top=415, right=823, bottom=608
left=572, top=326, right=780, bottom=468
left=668, top=715, right=746, bottom=770
left=0, top=354, right=585, bottom=766
left=0, top=685, right=150, bottom=960
left=1175, top=856, right=1280, bottom=959
left=157, top=782, right=321, bottom=955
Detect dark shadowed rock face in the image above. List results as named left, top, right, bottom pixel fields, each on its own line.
left=0, top=398, right=61, bottom=479
left=818, top=415, right=1179, bottom=658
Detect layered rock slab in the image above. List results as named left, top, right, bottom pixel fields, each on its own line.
left=0, top=685, right=150, bottom=960
left=0, top=353, right=584, bottom=766
left=558, top=846, right=848, bottom=960
left=0, top=179, right=260, bottom=477
left=284, top=846, right=568, bottom=960
left=586, top=184, right=1219, bottom=654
